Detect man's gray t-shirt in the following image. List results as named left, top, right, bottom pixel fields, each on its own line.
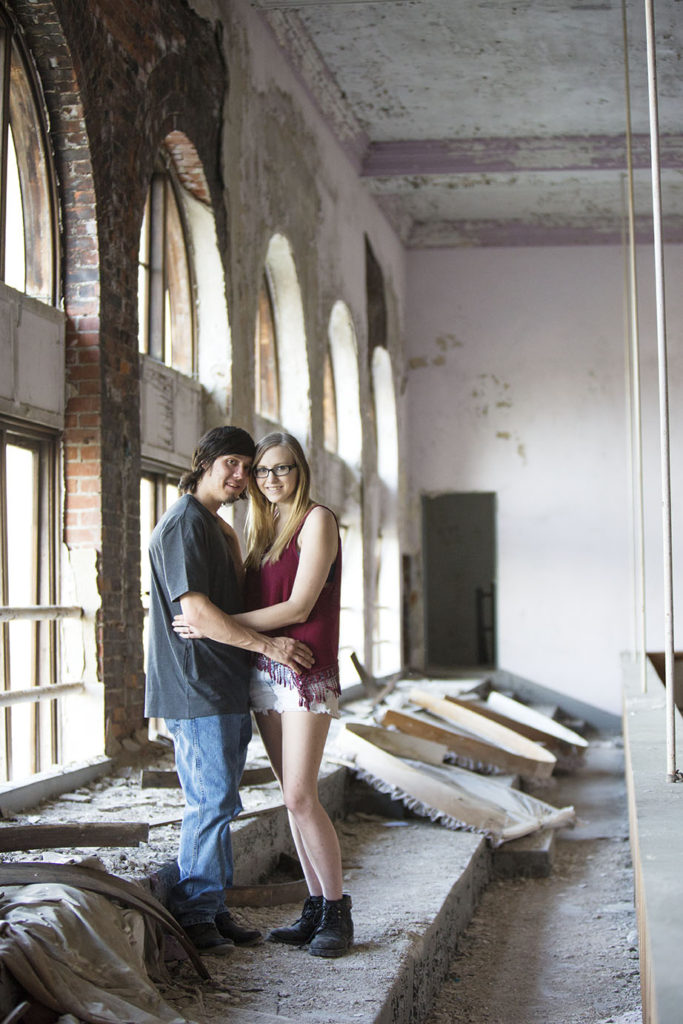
left=145, top=494, right=250, bottom=719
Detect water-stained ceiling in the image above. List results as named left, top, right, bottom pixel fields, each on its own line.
left=251, top=0, right=683, bottom=247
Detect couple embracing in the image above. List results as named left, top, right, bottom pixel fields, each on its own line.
left=145, top=425, right=353, bottom=959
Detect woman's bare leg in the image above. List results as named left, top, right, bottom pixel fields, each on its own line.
left=254, top=710, right=325, bottom=895
left=279, top=711, right=343, bottom=901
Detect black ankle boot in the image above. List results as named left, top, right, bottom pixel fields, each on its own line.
left=267, top=894, right=324, bottom=945
left=308, top=894, right=353, bottom=958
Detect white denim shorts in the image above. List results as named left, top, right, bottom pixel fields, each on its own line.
left=249, top=665, right=340, bottom=718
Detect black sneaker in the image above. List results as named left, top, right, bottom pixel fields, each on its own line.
left=215, top=910, right=262, bottom=946
left=184, top=920, right=235, bottom=955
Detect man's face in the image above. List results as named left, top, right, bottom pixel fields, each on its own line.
left=201, top=454, right=252, bottom=508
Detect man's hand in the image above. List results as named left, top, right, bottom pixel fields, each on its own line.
left=177, top=593, right=314, bottom=672
left=173, top=614, right=204, bottom=639
left=264, top=635, right=315, bottom=673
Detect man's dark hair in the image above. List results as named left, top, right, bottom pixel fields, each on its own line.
left=179, top=426, right=255, bottom=497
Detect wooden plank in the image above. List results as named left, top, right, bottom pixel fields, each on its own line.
left=350, top=652, right=379, bottom=697
left=443, top=695, right=576, bottom=754
left=409, top=687, right=556, bottom=779
left=0, top=822, right=149, bottom=852
left=150, top=803, right=282, bottom=829
left=346, top=720, right=447, bottom=766
left=381, top=708, right=549, bottom=780
left=140, top=769, right=180, bottom=788
left=492, top=828, right=557, bottom=879
left=242, top=766, right=277, bottom=786
left=141, top=765, right=277, bottom=789
left=445, top=693, right=588, bottom=753
left=484, top=691, right=588, bottom=750
left=224, top=878, right=308, bottom=907
left=341, top=726, right=540, bottom=844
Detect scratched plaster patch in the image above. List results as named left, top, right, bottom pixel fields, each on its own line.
left=407, top=331, right=464, bottom=372
left=473, top=374, right=526, bottom=463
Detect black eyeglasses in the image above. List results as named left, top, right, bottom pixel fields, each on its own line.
left=252, top=464, right=297, bottom=479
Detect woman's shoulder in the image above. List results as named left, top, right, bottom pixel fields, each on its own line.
left=298, top=503, right=337, bottom=532
left=296, top=504, right=339, bottom=549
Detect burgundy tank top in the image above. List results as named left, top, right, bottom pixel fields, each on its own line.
left=245, top=505, right=342, bottom=708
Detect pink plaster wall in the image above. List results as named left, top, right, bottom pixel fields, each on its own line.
left=405, top=244, right=683, bottom=715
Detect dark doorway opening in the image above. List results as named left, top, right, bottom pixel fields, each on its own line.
left=422, top=492, right=497, bottom=670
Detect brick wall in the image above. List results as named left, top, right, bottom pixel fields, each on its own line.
left=11, top=0, right=228, bottom=745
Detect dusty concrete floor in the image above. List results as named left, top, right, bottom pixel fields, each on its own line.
left=426, top=739, right=642, bottom=1024
left=1, top=728, right=641, bottom=1024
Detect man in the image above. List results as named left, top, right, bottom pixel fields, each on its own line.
left=145, top=425, right=313, bottom=954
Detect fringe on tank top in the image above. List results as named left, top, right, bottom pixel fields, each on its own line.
left=255, top=653, right=341, bottom=710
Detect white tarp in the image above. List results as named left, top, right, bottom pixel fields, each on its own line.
left=341, top=723, right=575, bottom=845
left=0, top=883, right=192, bottom=1024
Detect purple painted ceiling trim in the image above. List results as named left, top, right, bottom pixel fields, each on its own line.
left=403, top=216, right=683, bottom=249
left=362, top=135, right=683, bottom=177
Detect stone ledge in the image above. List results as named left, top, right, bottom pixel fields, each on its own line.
left=622, top=657, right=683, bottom=1024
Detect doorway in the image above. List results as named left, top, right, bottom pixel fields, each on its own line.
left=422, top=492, right=496, bottom=669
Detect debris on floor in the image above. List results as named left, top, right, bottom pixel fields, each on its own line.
left=0, top=674, right=608, bottom=1023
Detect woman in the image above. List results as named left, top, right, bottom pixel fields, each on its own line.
left=176, top=431, right=353, bottom=958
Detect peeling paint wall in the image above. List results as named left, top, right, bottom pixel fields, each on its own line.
left=194, top=0, right=408, bottom=672
left=405, top=244, right=683, bottom=715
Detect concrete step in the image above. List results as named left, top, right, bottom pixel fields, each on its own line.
left=176, top=815, right=490, bottom=1024
left=492, top=826, right=557, bottom=878
left=167, top=765, right=559, bottom=1024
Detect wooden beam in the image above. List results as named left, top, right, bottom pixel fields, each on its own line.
left=381, top=708, right=549, bottom=779
left=445, top=693, right=587, bottom=753
left=409, top=688, right=556, bottom=779
left=141, top=765, right=277, bottom=789
left=224, top=878, right=308, bottom=907
left=341, top=725, right=549, bottom=844
left=346, top=720, right=447, bottom=766
left=140, top=769, right=180, bottom=788
left=350, top=652, right=379, bottom=697
left=0, top=822, right=149, bottom=852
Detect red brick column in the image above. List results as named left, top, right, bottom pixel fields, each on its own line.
left=12, top=0, right=228, bottom=747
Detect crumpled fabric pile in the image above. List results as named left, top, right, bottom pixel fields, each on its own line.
left=0, top=882, right=193, bottom=1024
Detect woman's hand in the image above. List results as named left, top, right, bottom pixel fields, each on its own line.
left=173, top=614, right=206, bottom=640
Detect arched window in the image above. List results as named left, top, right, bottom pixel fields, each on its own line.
left=0, top=7, right=58, bottom=303
left=327, top=301, right=363, bottom=687
left=322, top=345, right=338, bottom=453
left=138, top=156, right=196, bottom=375
left=372, top=346, right=401, bottom=676
left=254, top=271, right=280, bottom=421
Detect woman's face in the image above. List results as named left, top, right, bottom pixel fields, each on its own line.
left=253, top=444, right=299, bottom=505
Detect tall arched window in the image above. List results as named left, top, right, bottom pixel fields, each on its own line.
left=261, top=234, right=310, bottom=440
left=372, top=346, right=401, bottom=676
left=322, top=345, right=338, bottom=452
left=327, top=301, right=363, bottom=687
left=254, top=271, right=280, bottom=421
left=138, top=156, right=196, bottom=375
left=0, top=7, right=58, bottom=303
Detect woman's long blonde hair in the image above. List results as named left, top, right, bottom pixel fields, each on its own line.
left=244, top=432, right=312, bottom=569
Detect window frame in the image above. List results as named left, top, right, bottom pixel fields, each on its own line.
left=0, top=6, right=59, bottom=304
left=138, top=155, right=198, bottom=375
left=0, top=416, right=60, bottom=782
left=254, top=269, right=280, bottom=421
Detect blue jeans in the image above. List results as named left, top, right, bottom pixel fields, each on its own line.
left=165, top=713, right=252, bottom=926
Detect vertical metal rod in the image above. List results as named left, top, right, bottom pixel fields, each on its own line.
left=622, top=0, right=647, bottom=692
left=643, top=0, right=676, bottom=781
